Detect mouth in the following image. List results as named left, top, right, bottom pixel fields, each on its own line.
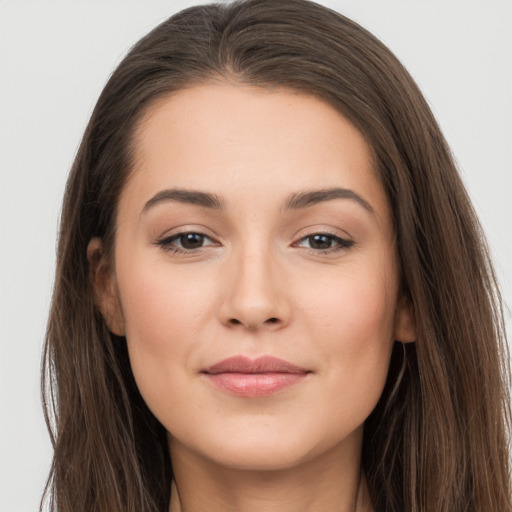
left=201, top=355, right=311, bottom=397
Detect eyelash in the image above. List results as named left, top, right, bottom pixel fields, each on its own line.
left=293, top=230, right=355, bottom=254
left=156, top=230, right=355, bottom=256
left=156, top=232, right=218, bottom=254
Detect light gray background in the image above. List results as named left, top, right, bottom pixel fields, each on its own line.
left=1, top=1, right=511, bottom=511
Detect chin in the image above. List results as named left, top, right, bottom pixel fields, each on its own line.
left=183, top=422, right=358, bottom=473
left=206, top=442, right=313, bottom=472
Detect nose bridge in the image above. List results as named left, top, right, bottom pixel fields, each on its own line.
left=220, top=238, right=289, bottom=330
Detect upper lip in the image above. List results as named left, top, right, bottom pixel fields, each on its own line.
left=202, top=355, right=309, bottom=374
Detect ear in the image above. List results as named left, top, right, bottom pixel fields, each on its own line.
left=87, top=237, right=125, bottom=336
left=393, top=294, right=416, bottom=343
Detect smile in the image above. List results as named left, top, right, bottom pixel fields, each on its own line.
left=201, top=355, right=311, bottom=397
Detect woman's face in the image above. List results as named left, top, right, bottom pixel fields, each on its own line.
left=93, top=83, right=415, bottom=472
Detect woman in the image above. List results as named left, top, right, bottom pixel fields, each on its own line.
left=41, top=0, right=511, bottom=511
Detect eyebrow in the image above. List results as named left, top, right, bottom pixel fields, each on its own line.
left=141, top=187, right=374, bottom=215
left=142, top=189, right=224, bottom=214
left=285, top=188, right=375, bottom=214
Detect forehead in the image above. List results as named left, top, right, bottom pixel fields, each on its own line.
left=122, top=82, right=389, bottom=221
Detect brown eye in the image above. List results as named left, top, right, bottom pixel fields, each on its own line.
left=179, top=233, right=206, bottom=249
left=157, top=231, right=217, bottom=253
left=295, top=233, right=354, bottom=253
left=308, top=234, right=335, bottom=250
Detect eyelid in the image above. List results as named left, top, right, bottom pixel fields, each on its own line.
left=169, top=232, right=217, bottom=246
left=291, top=227, right=355, bottom=254
left=156, top=223, right=220, bottom=240
left=154, top=225, right=354, bottom=256
left=155, top=227, right=221, bottom=254
left=292, top=225, right=353, bottom=242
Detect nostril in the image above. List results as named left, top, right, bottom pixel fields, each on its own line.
left=227, top=317, right=280, bottom=327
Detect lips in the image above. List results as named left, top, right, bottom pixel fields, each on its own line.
left=201, top=355, right=310, bottom=397
left=204, top=355, right=309, bottom=374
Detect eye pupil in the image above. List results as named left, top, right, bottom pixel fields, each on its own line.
left=181, top=233, right=204, bottom=249
left=309, top=234, right=332, bottom=249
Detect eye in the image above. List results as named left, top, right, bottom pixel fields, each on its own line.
left=294, top=233, right=354, bottom=253
left=157, top=231, right=218, bottom=253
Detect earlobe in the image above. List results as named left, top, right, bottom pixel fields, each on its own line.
left=87, top=237, right=125, bottom=336
left=393, top=295, right=416, bottom=343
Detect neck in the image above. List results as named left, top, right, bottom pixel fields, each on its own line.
left=168, top=430, right=373, bottom=512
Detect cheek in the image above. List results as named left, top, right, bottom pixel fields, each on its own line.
left=306, top=264, right=396, bottom=349
left=306, top=264, right=397, bottom=409
left=114, top=258, right=216, bottom=412
left=118, top=258, right=214, bottom=347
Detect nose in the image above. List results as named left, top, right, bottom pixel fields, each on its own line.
left=218, top=246, right=290, bottom=331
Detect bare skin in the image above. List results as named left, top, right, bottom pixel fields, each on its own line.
left=89, top=82, right=415, bottom=512
left=168, top=431, right=373, bottom=512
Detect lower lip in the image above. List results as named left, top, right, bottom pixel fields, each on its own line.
left=204, top=372, right=308, bottom=397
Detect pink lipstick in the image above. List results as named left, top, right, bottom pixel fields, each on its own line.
left=201, top=355, right=310, bottom=397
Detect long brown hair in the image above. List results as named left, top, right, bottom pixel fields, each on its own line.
left=41, top=1, right=511, bottom=510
